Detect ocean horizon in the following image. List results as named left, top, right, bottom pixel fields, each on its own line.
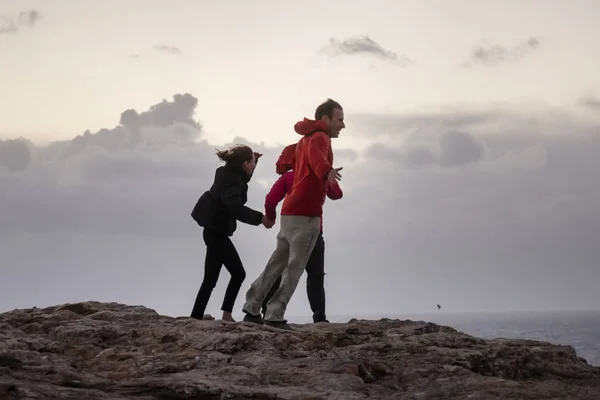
left=288, top=309, right=600, bottom=367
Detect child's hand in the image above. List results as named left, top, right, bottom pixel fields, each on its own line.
left=262, top=215, right=275, bottom=229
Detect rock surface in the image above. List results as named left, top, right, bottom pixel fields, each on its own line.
left=1, top=302, right=600, bottom=399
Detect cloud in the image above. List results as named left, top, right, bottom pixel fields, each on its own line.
left=319, top=36, right=413, bottom=66
left=365, top=130, right=484, bottom=169
left=0, top=138, right=33, bottom=172
left=1, top=94, right=600, bottom=319
left=0, top=16, right=18, bottom=34
left=439, top=131, right=485, bottom=167
left=0, top=9, right=42, bottom=35
left=17, top=10, right=42, bottom=27
left=153, top=44, right=182, bottom=55
left=579, top=95, right=600, bottom=110
left=464, top=36, right=540, bottom=67
left=120, top=93, right=201, bottom=130
left=132, top=45, right=182, bottom=59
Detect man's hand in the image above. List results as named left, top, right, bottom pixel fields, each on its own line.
left=262, top=215, right=275, bottom=229
left=327, top=167, right=343, bottom=183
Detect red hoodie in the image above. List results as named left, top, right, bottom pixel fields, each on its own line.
left=279, top=118, right=334, bottom=217
left=265, top=170, right=343, bottom=232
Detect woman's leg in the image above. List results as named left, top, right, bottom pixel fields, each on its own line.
left=190, top=229, right=224, bottom=319
left=219, top=236, right=246, bottom=321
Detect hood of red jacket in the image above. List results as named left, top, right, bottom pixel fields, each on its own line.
left=275, top=143, right=296, bottom=175
left=276, top=119, right=327, bottom=174
left=294, top=118, right=328, bottom=136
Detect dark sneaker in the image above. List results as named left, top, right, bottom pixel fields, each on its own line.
left=314, top=319, right=330, bottom=324
left=242, top=313, right=264, bottom=326
left=264, top=320, right=294, bottom=331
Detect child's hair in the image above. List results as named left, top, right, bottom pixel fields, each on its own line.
left=216, top=144, right=254, bottom=167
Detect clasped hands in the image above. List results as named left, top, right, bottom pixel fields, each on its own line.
left=262, top=215, right=275, bottom=229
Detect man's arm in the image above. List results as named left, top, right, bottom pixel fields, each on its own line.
left=307, top=132, right=333, bottom=180
left=326, top=181, right=343, bottom=200
left=264, top=173, right=289, bottom=222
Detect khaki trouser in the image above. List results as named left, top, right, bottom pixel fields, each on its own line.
left=243, top=215, right=321, bottom=322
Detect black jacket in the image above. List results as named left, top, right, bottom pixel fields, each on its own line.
left=192, top=164, right=263, bottom=236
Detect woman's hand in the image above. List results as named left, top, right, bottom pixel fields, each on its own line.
left=262, top=215, right=275, bottom=229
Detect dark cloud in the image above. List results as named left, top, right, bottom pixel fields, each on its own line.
left=0, top=16, right=18, bottom=34
left=332, top=148, right=360, bottom=166
left=350, top=108, right=574, bottom=144
left=365, top=143, right=401, bottom=161
left=351, top=110, right=504, bottom=138
left=47, top=93, right=202, bottom=162
left=365, top=131, right=483, bottom=169
left=0, top=138, right=32, bottom=172
left=319, top=36, right=413, bottom=66
left=120, top=93, right=201, bottom=130
left=366, top=143, right=437, bottom=169
left=1, top=95, right=599, bottom=319
left=0, top=93, right=210, bottom=236
left=402, top=146, right=438, bottom=167
left=17, top=10, right=42, bottom=27
left=153, top=44, right=182, bottom=55
left=579, top=95, right=600, bottom=110
left=465, top=36, right=540, bottom=67
left=0, top=10, right=42, bottom=35
left=439, top=131, right=485, bottom=167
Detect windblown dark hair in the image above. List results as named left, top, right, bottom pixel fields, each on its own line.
left=216, top=144, right=254, bottom=167
left=315, top=98, right=343, bottom=120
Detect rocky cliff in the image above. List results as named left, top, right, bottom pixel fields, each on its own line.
left=1, top=301, right=599, bottom=399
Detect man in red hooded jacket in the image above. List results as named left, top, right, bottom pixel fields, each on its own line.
left=259, top=144, right=343, bottom=323
left=242, top=99, right=344, bottom=330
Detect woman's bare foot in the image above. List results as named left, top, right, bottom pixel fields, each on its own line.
left=221, top=311, right=235, bottom=322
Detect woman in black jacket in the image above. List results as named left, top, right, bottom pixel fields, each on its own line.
left=190, top=144, right=274, bottom=322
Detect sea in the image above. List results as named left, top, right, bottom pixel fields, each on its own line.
left=291, top=310, right=600, bottom=366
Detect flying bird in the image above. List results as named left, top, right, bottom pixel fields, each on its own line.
left=436, top=304, right=441, bottom=310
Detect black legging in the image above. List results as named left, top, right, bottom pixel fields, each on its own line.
left=190, top=228, right=246, bottom=319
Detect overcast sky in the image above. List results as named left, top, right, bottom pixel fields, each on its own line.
left=1, top=0, right=600, bottom=318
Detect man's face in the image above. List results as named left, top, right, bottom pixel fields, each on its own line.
left=325, top=108, right=345, bottom=139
